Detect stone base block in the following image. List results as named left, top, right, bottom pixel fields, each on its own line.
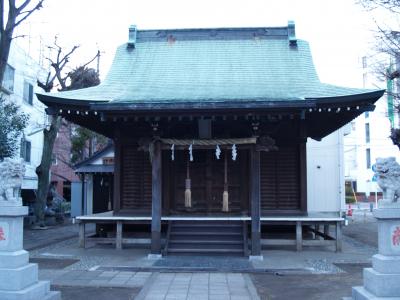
left=372, top=254, right=400, bottom=274
left=0, top=280, right=60, bottom=300
left=0, top=263, right=37, bottom=290
left=364, top=268, right=400, bottom=297
left=352, top=286, right=399, bottom=300
left=0, top=250, right=29, bottom=268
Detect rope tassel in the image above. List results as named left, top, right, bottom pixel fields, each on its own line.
left=222, top=152, right=229, bottom=212
left=185, top=160, right=192, bottom=208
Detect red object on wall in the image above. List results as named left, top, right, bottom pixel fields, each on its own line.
left=347, top=204, right=353, bottom=217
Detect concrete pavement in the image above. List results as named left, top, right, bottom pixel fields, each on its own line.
left=22, top=215, right=379, bottom=300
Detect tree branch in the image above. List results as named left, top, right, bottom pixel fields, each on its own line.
left=14, top=0, right=44, bottom=28
left=80, top=50, right=100, bottom=69
left=11, top=34, right=27, bottom=40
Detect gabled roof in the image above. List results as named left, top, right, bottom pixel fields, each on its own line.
left=37, top=23, right=382, bottom=108
left=74, top=143, right=114, bottom=173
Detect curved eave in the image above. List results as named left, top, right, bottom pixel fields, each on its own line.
left=37, top=89, right=384, bottom=112
left=35, top=92, right=107, bottom=108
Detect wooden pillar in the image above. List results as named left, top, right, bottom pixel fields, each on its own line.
left=299, top=122, right=307, bottom=213
left=336, top=221, right=342, bottom=252
left=116, top=221, right=123, bottom=250
left=151, top=141, right=162, bottom=254
left=113, top=129, right=121, bottom=213
left=250, top=146, right=261, bottom=256
left=79, top=222, right=85, bottom=248
left=296, top=221, right=302, bottom=251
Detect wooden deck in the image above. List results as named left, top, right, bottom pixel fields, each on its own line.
left=76, top=211, right=344, bottom=253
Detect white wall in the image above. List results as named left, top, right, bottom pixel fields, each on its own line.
left=307, top=129, right=344, bottom=212
left=4, top=41, right=48, bottom=190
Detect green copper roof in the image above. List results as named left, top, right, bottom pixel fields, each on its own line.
left=37, top=25, right=379, bottom=106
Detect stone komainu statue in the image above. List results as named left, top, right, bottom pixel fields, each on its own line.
left=0, top=158, right=25, bottom=206
left=375, top=157, right=400, bottom=205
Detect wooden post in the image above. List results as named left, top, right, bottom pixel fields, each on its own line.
left=296, top=221, right=302, bottom=251
left=116, top=221, right=123, bottom=250
left=113, top=129, right=121, bottom=213
left=250, top=146, right=261, bottom=256
left=324, top=224, right=330, bottom=239
left=80, top=173, right=86, bottom=215
left=79, top=222, right=85, bottom=248
left=336, top=221, right=342, bottom=252
left=314, top=224, right=320, bottom=240
left=151, top=141, right=162, bottom=255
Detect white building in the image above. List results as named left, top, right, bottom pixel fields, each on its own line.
left=1, top=41, right=48, bottom=199
left=344, top=56, right=400, bottom=197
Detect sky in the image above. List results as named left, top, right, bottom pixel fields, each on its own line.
left=14, top=0, right=383, bottom=88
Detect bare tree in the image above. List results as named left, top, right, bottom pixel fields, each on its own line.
left=358, top=0, right=400, bottom=147
left=0, top=0, right=44, bottom=85
left=34, top=38, right=99, bottom=226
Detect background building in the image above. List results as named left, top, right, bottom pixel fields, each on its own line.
left=344, top=56, right=400, bottom=201
left=2, top=41, right=48, bottom=204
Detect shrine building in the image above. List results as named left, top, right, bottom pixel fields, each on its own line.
left=37, top=22, right=384, bottom=257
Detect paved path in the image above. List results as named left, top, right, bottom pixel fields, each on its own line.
left=47, top=270, right=152, bottom=288
left=136, top=272, right=259, bottom=300
left=24, top=222, right=95, bottom=250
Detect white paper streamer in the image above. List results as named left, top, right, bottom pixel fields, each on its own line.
left=216, top=145, right=221, bottom=160
left=189, top=144, right=193, bottom=161
left=232, top=144, right=237, bottom=161
left=171, top=144, right=175, bottom=161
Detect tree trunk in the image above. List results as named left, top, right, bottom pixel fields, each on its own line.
left=34, top=115, right=61, bottom=226
left=0, top=25, right=15, bottom=87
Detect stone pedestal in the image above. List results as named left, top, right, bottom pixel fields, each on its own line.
left=350, top=208, right=400, bottom=300
left=0, top=206, right=60, bottom=300
left=0, top=157, right=59, bottom=299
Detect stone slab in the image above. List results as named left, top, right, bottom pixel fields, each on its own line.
left=376, top=220, right=400, bottom=256
left=0, top=263, right=38, bottom=291
left=0, top=206, right=28, bottom=217
left=373, top=208, right=400, bottom=220
left=42, top=290, right=61, bottom=300
left=372, top=254, right=400, bottom=274
left=363, top=268, right=400, bottom=297
left=0, top=216, right=24, bottom=251
left=0, top=280, right=51, bottom=300
left=0, top=250, right=29, bottom=268
left=352, top=286, right=400, bottom=300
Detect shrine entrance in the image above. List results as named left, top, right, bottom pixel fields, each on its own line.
left=164, top=149, right=249, bottom=215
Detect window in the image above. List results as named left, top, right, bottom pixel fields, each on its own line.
left=365, top=123, right=370, bottom=143
left=362, top=56, right=367, bottom=69
left=20, top=139, right=31, bottom=162
left=366, top=148, right=371, bottom=169
left=365, top=112, right=369, bottom=118
left=23, top=81, right=33, bottom=105
left=2, top=64, right=15, bottom=92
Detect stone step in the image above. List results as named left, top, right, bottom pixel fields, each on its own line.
left=0, top=280, right=55, bottom=300
left=352, top=286, right=400, bottom=300
left=166, top=220, right=246, bottom=256
left=43, top=290, right=61, bottom=300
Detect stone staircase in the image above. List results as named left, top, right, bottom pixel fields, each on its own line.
left=164, top=220, right=248, bottom=256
